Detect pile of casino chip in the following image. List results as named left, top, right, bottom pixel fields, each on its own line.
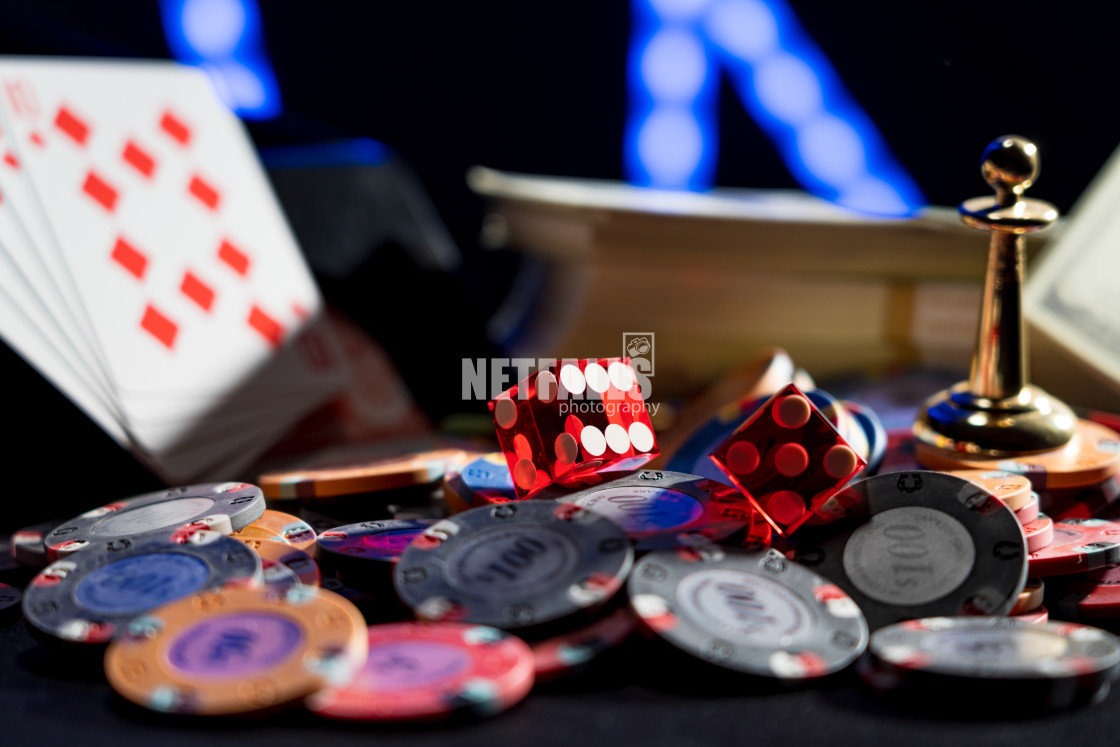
left=7, top=359, right=1120, bottom=720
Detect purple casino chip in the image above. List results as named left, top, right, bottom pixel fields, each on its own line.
left=167, top=613, right=304, bottom=677
left=317, top=519, right=435, bottom=562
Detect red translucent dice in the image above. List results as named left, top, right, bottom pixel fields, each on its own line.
left=710, top=382, right=865, bottom=537
left=490, top=358, right=660, bottom=497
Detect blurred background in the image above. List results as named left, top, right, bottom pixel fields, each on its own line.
left=1, top=1, right=1111, bottom=218
left=2, top=0, right=1118, bottom=518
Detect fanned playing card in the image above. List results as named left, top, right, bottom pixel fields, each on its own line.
left=0, top=58, right=345, bottom=482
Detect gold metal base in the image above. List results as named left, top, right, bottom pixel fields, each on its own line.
left=914, top=382, right=1077, bottom=456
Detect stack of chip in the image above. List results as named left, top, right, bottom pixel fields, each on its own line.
left=914, top=419, right=1120, bottom=519
left=1020, top=516, right=1120, bottom=627
left=1053, top=563, right=1120, bottom=626
left=876, top=426, right=1120, bottom=627
left=911, top=425, right=1120, bottom=630
left=20, top=483, right=271, bottom=644
left=886, top=426, right=1120, bottom=523
left=24, top=530, right=263, bottom=644
left=947, top=469, right=1050, bottom=623
left=2, top=481, right=384, bottom=717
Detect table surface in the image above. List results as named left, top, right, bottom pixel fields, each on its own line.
left=4, top=603, right=1120, bottom=747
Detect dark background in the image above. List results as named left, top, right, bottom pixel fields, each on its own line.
left=1, top=0, right=1117, bottom=253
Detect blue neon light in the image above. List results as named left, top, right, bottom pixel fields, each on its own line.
left=159, top=0, right=282, bottom=119
left=628, top=0, right=924, bottom=216
left=626, top=1, right=718, bottom=191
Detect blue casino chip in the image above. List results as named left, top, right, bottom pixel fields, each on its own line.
left=394, top=500, right=633, bottom=631
left=22, top=531, right=261, bottom=644
left=73, top=553, right=211, bottom=615
left=459, top=454, right=517, bottom=502
left=844, top=401, right=887, bottom=475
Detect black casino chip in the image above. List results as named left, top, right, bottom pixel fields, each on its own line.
left=795, top=471, right=1028, bottom=630
left=393, top=500, right=632, bottom=631
left=22, top=530, right=261, bottom=644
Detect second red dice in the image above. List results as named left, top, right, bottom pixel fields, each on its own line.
left=709, top=382, right=865, bottom=537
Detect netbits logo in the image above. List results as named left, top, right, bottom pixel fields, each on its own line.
left=461, top=335, right=658, bottom=416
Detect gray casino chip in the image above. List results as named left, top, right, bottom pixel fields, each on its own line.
left=627, top=544, right=868, bottom=678
left=43, top=483, right=266, bottom=560
left=861, top=617, right=1120, bottom=710
left=393, top=500, right=632, bottom=630
left=22, top=531, right=261, bottom=644
left=795, top=471, right=1028, bottom=631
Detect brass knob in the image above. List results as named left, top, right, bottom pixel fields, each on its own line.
left=982, top=135, right=1039, bottom=201
left=914, top=135, right=1075, bottom=455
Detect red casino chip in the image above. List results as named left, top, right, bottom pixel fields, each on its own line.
left=1054, top=564, right=1120, bottom=620
left=1040, top=474, right=1120, bottom=521
left=309, top=622, right=535, bottom=722
left=1015, top=493, right=1040, bottom=525
left=1028, top=518, right=1120, bottom=576
left=1022, top=515, right=1054, bottom=554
